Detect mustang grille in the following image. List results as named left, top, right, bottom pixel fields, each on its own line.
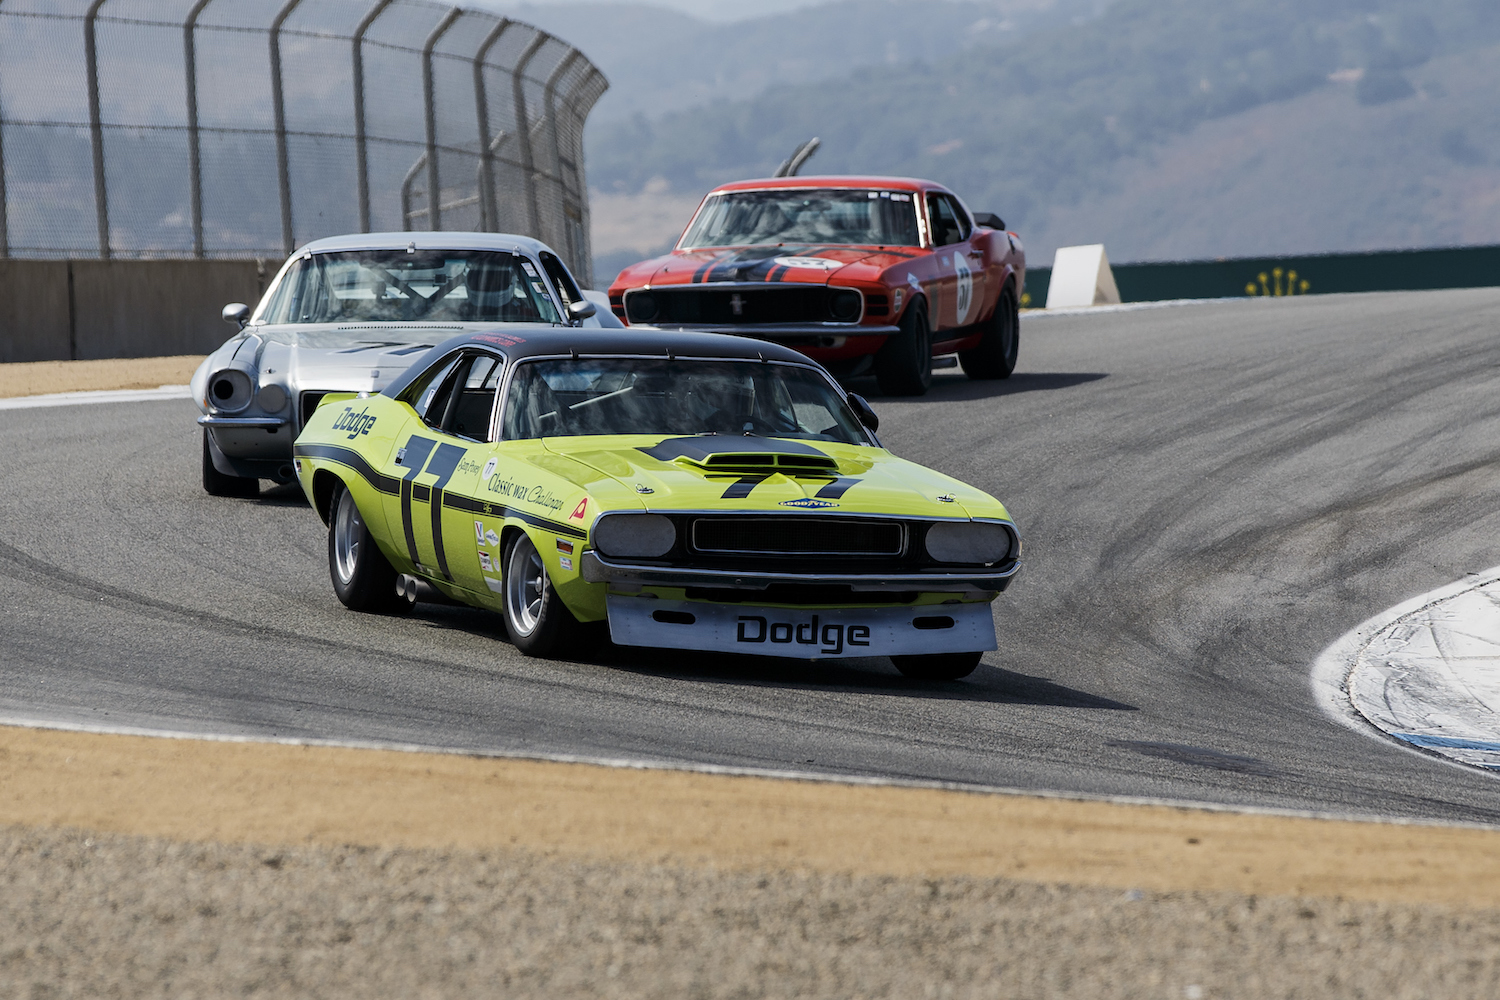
left=625, top=285, right=861, bottom=325
left=692, top=517, right=904, bottom=557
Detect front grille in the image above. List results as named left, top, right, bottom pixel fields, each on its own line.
left=865, top=294, right=889, bottom=316
left=299, top=391, right=329, bottom=429
left=625, top=284, right=861, bottom=325
left=692, top=517, right=904, bottom=557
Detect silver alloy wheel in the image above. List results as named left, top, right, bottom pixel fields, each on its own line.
left=333, top=488, right=363, bottom=585
left=506, top=534, right=546, bottom=637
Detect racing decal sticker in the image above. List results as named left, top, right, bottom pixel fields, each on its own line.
left=478, top=551, right=494, bottom=572
left=772, top=256, right=842, bottom=271
left=893, top=287, right=904, bottom=312
left=780, top=498, right=838, bottom=509
left=954, top=252, right=974, bottom=322
left=474, top=520, right=486, bottom=543
left=570, top=498, right=589, bottom=520
left=331, top=406, right=377, bottom=440
left=481, top=457, right=498, bottom=479
left=486, top=528, right=500, bottom=547
left=559, top=556, right=574, bottom=572
left=483, top=472, right=565, bottom=513
left=473, top=333, right=525, bottom=349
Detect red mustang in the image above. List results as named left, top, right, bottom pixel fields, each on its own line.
left=606, top=175, right=1023, bottom=395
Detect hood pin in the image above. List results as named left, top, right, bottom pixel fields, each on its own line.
left=635, top=483, right=654, bottom=494
left=936, top=493, right=956, bottom=503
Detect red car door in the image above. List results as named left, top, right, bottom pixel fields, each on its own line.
left=924, top=192, right=984, bottom=334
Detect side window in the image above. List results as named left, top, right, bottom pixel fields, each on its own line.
left=927, top=195, right=969, bottom=246
left=399, top=353, right=462, bottom=423
left=538, top=252, right=582, bottom=308
left=445, top=353, right=504, bottom=441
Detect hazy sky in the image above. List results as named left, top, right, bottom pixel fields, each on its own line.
left=478, top=0, right=835, bottom=23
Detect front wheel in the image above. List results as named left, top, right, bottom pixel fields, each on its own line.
left=328, top=482, right=408, bottom=614
left=502, top=531, right=581, bottom=657
left=874, top=299, right=933, bottom=396
left=891, top=651, right=982, bottom=680
left=959, top=283, right=1019, bottom=379
left=202, top=430, right=259, bottom=497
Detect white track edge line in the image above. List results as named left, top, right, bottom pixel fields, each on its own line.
left=2, top=712, right=1494, bottom=832
left=0, top=386, right=191, bottom=410
left=1310, top=564, right=1500, bottom=779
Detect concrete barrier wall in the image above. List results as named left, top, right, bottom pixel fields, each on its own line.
left=1021, top=242, right=1500, bottom=308
left=0, top=260, right=268, bottom=363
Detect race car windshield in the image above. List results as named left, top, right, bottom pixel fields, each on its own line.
left=679, top=190, right=920, bottom=248
left=503, top=358, right=869, bottom=444
left=255, top=250, right=562, bottom=329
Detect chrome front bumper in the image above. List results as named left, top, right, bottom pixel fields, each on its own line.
left=644, top=322, right=899, bottom=338
left=580, top=550, right=1016, bottom=597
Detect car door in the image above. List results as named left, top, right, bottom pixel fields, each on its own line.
left=380, top=349, right=504, bottom=595
left=925, top=192, right=983, bottom=332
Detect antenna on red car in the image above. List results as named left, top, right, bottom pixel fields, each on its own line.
left=773, top=137, right=821, bottom=178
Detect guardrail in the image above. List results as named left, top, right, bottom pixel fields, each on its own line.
left=1020, top=243, right=1500, bottom=308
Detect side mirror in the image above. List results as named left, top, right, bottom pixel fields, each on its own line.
left=567, top=299, right=598, bottom=323
left=222, top=302, right=250, bottom=329
left=848, top=392, right=879, bottom=432
left=973, top=212, right=1005, bottom=231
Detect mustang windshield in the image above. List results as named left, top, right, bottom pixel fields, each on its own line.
left=503, top=358, right=869, bottom=444
left=257, top=250, right=561, bottom=326
left=679, top=189, right=920, bottom=248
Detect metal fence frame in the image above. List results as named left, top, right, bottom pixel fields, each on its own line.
left=0, top=0, right=608, bottom=285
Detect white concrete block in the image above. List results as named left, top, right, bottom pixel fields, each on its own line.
left=1046, top=244, right=1122, bottom=309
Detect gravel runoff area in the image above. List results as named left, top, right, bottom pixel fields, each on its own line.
left=0, top=356, right=203, bottom=398
left=2, top=725, right=1500, bottom=998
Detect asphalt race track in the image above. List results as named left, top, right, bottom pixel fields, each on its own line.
left=4, top=288, right=1500, bottom=824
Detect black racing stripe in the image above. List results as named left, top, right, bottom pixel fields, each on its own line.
left=293, top=444, right=400, bottom=495
left=765, top=265, right=787, bottom=282
left=690, top=259, right=715, bottom=283
left=815, top=477, right=860, bottom=499
left=412, top=484, right=431, bottom=501
left=720, top=475, right=770, bottom=500
left=398, top=436, right=439, bottom=567
left=442, top=492, right=590, bottom=539
left=424, top=443, right=468, bottom=581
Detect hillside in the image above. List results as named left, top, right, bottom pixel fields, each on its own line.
left=582, top=0, right=1500, bottom=278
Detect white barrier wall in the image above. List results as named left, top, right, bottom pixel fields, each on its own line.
left=1046, top=244, right=1122, bottom=308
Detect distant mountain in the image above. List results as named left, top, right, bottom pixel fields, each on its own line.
left=582, top=0, right=1500, bottom=275
left=495, top=0, right=1108, bottom=124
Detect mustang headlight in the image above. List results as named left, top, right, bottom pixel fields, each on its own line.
left=207, top=368, right=254, bottom=412
left=593, top=513, right=676, bottom=558
left=924, top=521, right=1014, bottom=565
left=625, top=291, right=658, bottom=323
left=828, top=288, right=862, bottom=322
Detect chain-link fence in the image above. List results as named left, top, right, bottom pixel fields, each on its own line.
left=0, top=0, right=607, bottom=286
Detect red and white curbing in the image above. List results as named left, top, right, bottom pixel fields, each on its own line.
left=1313, top=566, right=1500, bottom=772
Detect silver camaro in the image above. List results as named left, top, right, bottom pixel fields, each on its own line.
left=192, top=232, right=621, bottom=496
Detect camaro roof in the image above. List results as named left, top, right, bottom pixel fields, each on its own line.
left=381, top=327, right=824, bottom=399
left=293, top=231, right=558, bottom=256
left=707, top=175, right=949, bottom=194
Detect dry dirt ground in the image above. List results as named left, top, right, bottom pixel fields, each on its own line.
left=4, top=358, right=1500, bottom=997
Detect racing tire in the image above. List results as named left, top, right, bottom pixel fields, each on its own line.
left=202, top=431, right=260, bottom=497
left=874, top=299, right=933, bottom=397
left=502, top=531, right=582, bottom=658
left=959, top=283, right=1019, bottom=380
left=328, top=482, right=408, bottom=614
left=891, top=651, right=983, bottom=680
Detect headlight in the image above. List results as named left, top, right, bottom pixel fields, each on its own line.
left=207, top=369, right=253, bottom=412
left=625, top=291, right=658, bottom=323
left=924, top=521, right=1014, bottom=565
left=258, top=383, right=287, bottom=412
left=593, top=513, right=676, bottom=558
left=828, top=288, right=862, bottom=322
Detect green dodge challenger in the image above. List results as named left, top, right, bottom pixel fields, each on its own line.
left=294, top=328, right=1020, bottom=680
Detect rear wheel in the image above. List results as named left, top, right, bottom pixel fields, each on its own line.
left=892, top=651, right=982, bottom=680
left=202, top=430, right=259, bottom=497
left=875, top=299, right=933, bottom=396
left=503, top=532, right=581, bottom=657
left=959, top=283, right=1019, bottom=379
left=328, top=482, right=408, bottom=614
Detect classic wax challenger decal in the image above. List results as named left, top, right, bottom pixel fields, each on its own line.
left=484, top=472, right=566, bottom=512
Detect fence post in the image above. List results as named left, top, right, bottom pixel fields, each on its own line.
left=269, top=0, right=304, bottom=255
left=421, top=7, right=462, bottom=232
left=0, top=2, right=7, bottom=258
left=510, top=31, right=547, bottom=240
left=472, top=17, right=511, bottom=232
left=84, top=0, right=111, bottom=259
left=541, top=49, right=579, bottom=263
left=184, top=0, right=214, bottom=258
left=352, top=0, right=392, bottom=233
left=561, top=67, right=606, bottom=287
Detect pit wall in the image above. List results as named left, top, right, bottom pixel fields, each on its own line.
left=0, top=260, right=269, bottom=363
left=1020, top=242, right=1500, bottom=308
